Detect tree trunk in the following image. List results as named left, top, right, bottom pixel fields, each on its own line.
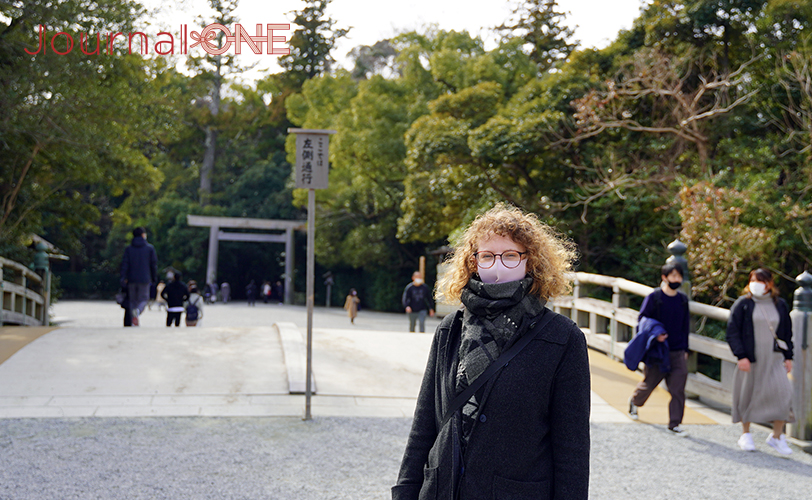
left=200, top=126, right=216, bottom=205
left=199, top=54, right=222, bottom=206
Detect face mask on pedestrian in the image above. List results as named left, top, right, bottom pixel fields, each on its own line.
left=414, top=278, right=424, bottom=286
left=477, top=259, right=527, bottom=284
left=749, top=281, right=768, bottom=297
left=667, top=281, right=682, bottom=290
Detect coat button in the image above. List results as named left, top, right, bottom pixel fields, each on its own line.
left=479, top=414, right=487, bottom=423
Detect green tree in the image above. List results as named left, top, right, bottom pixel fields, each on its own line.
left=496, top=0, right=577, bottom=72
left=278, top=0, right=349, bottom=88
left=0, top=0, right=166, bottom=255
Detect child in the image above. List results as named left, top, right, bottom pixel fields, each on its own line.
left=185, top=281, right=204, bottom=327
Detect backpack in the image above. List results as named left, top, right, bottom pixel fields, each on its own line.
left=186, top=297, right=201, bottom=321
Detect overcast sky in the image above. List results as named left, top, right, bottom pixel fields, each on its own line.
left=140, top=0, right=647, bottom=83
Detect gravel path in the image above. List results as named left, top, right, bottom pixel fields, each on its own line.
left=1, top=418, right=810, bottom=500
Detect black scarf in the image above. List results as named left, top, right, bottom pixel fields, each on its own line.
left=456, top=276, right=545, bottom=439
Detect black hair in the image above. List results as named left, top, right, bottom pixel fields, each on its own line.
left=132, top=227, right=146, bottom=237
left=174, top=271, right=182, bottom=281
left=661, top=262, right=684, bottom=278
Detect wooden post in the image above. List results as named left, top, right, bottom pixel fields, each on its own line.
left=0, top=261, right=4, bottom=327
left=285, top=228, right=294, bottom=305
left=419, top=256, right=426, bottom=280
left=611, top=283, right=627, bottom=360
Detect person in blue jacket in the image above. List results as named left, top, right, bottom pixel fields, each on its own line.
left=624, top=316, right=671, bottom=375
left=627, top=262, right=690, bottom=434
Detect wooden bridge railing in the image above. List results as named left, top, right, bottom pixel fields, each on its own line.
left=549, top=272, right=737, bottom=406
left=0, top=257, right=48, bottom=326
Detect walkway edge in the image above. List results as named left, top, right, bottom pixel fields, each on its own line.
left=274, top=322, right=317, bottom=394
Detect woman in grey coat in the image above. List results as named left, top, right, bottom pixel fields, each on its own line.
left=726, top=268, right=794, bottom=455
left=392, top=204, right=590, bottom=500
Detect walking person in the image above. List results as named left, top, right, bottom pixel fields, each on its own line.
left=185, top=281, right=204, bottom=327
left=274, top=280, right=284, bottom=304
left=392, top=204, right=589, bottom=500
left=119, top=227, right=158, bottom=326
left=118, top=285, right=132, bottom=327
left=262, top=281, right=271, bottom=304
left=220, top=282, right=230, bottom=304
left=402, top=271, right=435, bottom=332
left=246, top=279, right=257, bottom=306
left=154, top=280, right=167, bottom=311
left=161, top=272, right=189, bottom=327
left=726, top=268, right=795, bottom=455
left=627, top=262, right=691, bottom=435
left=209, top=282, right=219, bottom=304
left=344, top=289, right=360, bottom=324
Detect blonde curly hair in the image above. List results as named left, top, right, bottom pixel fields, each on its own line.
left=437, top=204, right=577, bottom=302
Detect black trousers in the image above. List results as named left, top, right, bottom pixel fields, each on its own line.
left=166, top=312, right=182, bottom=327
left=631, top=349, right=688, bottom=429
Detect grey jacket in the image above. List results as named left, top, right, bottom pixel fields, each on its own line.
left=393, top=309, right=590, bottom=500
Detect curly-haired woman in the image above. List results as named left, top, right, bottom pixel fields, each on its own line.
left=392, top=204, right=590, bottom=500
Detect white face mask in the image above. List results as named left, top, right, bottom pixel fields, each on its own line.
left=478, top=259, right=527, bottom=284
left=414, top=278, right=424, bottom=286
left=749, top=282, right=767, bottom=297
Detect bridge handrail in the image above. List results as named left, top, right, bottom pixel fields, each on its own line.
left=569, top=272, right=731, bottom=322
left=0, top=257, right=43, bottom=285
left=553, top=271, right=736, bottom=406
left=1, top=256, right=47, bottom=326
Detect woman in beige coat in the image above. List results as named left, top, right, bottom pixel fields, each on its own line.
left=344, top=289, right=360, bottom=324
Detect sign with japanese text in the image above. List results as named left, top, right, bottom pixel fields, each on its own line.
left=294, top=133, right=330, bottom=189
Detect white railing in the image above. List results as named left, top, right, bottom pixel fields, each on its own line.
left=549, top=272, right=737, bottom=406
left=0, top=257, right=48, bottom=326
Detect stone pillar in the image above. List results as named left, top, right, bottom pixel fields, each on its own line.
left=206, top=226, right=219, bottom=286
left=789, top=270, right=812, bottom=441
left=666, top=239, right=691, bottom=298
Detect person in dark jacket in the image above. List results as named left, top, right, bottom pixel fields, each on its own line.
left=246, top=280, right=257, bottom=306
left=161, top=272, right=189, bottom=327
left=119, top=227, right=158, bottom=326
left=726, top=268, right=794, bottom=454
left=627, top=262, right=690, bottom=434
left=393, top=204, right=589, bottom=500
left=402, top=272, right=435, bottom=332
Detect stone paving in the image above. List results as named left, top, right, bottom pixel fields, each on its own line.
left=1, top=300, right=810, bottom=499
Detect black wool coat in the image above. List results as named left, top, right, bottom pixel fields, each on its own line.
left=726, top=295, right=794, bottom=362
left=392, top=309, right=591, bottom=500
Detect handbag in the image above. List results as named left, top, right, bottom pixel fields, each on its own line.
left=758, top=305, right=789, bottom=353
left=439, top=309, right=556, bottom=429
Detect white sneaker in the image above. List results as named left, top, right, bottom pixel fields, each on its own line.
left=737, top=433, right=755, bottom=451
left=668, top=425, right=688, bottom=437
left=766, top=434, right=793, bottom=455
left=628, top=398, right=639, bottom=420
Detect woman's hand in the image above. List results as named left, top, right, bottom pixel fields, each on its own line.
left=785, top=359, right=793, bottom=373
left=656, top=333, right=668, bottom=342
left=737, top=358, right=751, bottom=372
